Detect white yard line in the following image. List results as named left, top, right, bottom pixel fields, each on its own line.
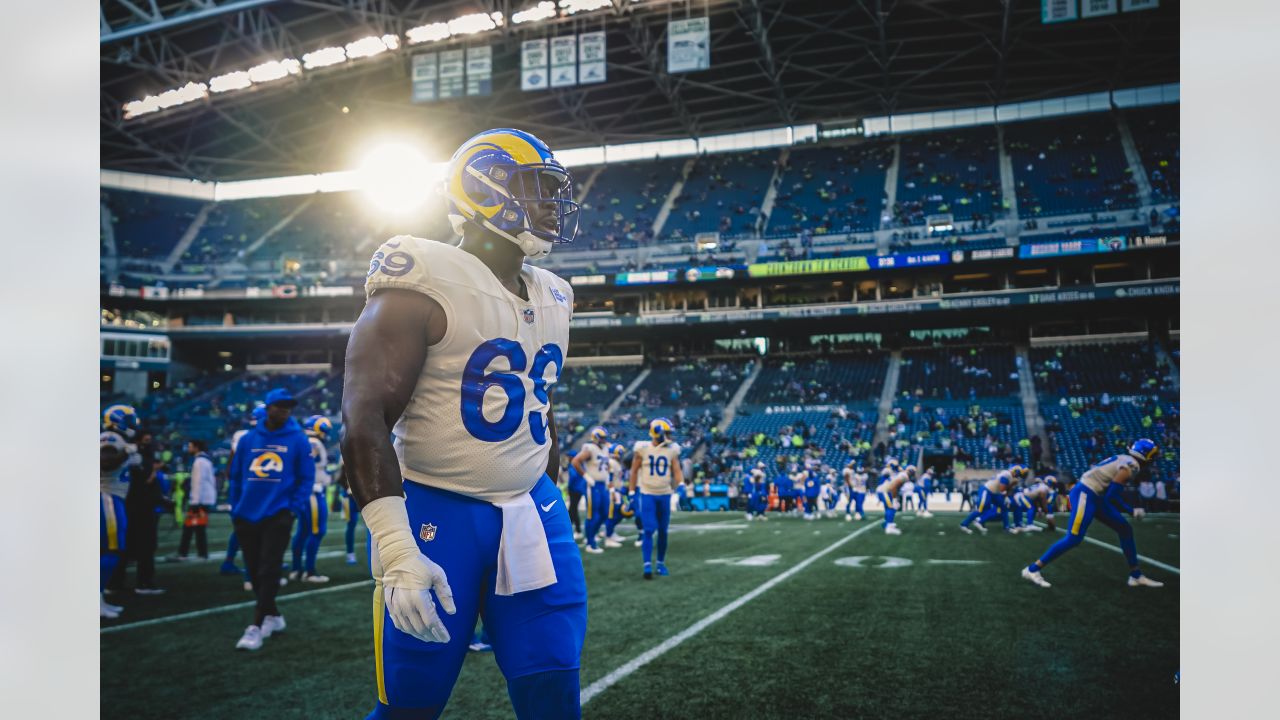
left=580, top=521, right=880, bottom=706
left=1033, top=521, right=1180, bottom=575
left=100, top=580, right=373, bottom=634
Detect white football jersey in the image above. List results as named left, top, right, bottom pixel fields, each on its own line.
left=231, top=428, right=250, bottom=455
left=608, top=457, right=624, bottom=485
left=1080, top=454, right=1140, bottom=495
left=632, top=439, right=682, bottom=495
left=364, top=235, right=574, bottom=503
left=100, top=430, right=137, bottom=498
left=309, top=436, right=331, bottom=492
left=578, top=442, right=610, bottom=484
left=985, top=470, right=1014, bottom=494
left=750, top=468, right=766, bottom=484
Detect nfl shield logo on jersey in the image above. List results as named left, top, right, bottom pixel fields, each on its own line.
left=522, top=307, right=536, bottom=324
left=419, top=523, right=437, bottom=542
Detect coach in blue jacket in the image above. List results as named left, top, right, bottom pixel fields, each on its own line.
left=227, top=387, right=314, bottom=651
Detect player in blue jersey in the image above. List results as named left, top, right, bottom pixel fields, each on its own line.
left=100, top=404, right=141, bottom=618
left=1022, top=441, right=1165, bottom=589
left=802, top=462, right=821, bottom=520
left=341, top=129, right=587, bottom=718
left=630, top=418, right=684, bottom=579
left=290, top=415, right=335, bottom=583
left=959, top=464, right=1030, bottom=535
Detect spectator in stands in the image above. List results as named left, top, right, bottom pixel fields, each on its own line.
left=177, top=440, right=217, bottom=561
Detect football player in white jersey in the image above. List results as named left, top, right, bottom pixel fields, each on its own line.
left=340, top=128, right=586, bottom=718
left=222, top=404, right=268, bottom=577
left=290, top=415, right=334, bottom=583
left=629, top=418, right=684, bottom=579
left=874, top=468, right=907, bottom=535
left=572, top=426, right=612, bottom=554
left=1023, top=440, right=1165, bottom=589
left=1011, top=476, right=1056, bottom=532
left=602, top=443, right=628, bottom=547
left=100, top=404, right=141, bottom=618
left=843, top=461, right=868, bottom=521
left=959, top=464, right=1029, bottom=535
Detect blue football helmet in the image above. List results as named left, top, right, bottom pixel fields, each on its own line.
left=1010, top=464, right=1030, bottom=480
left=590, top=426, right=609, bottom=444
left=610, top=443, right=626, bottom=460
left=444, top=128, right=579, bottom=259
left=103, top=404, right=139, bottom=438
left=305, top=415, right=333, bottom=441
left=1129, top=438, right=1159, bottom=463
left=649, top=417, right=673, bottom=442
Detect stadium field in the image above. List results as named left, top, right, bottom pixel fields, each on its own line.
left=101, top=511, right=1179, bottom=719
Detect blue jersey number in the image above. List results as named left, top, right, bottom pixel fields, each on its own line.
left=460, top=339, right=562, bottom=444
left=648, top=455, right=669, bottom=476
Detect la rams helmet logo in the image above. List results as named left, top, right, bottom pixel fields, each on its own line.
left=522, top=307, right=536, bottom=324
left=419, top=523, right=438, bottom=542
left=250, top=452, right=284, bottom=478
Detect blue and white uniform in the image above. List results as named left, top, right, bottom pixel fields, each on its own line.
left=843, top=463, right=867, bottom=519
left=578, top=440, right=611, bottom=550
left=633, top=427, right=681, bottom=575
left=960, top=466, right=1026, bottom=531
left=291, top=425, right=333, bottom=577
left=363, top=231, right=585, bottom=717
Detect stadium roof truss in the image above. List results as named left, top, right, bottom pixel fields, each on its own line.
left=101, top=0, right=1179, bottom=181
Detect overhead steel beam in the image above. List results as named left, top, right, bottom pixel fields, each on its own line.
left=737, top=0, right=793, bottom=125
left=101, top=0, right=281, bottom=45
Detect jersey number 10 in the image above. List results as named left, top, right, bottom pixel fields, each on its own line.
left=461, top=339, right=563, bottom=445
left=648, top=455, right=669, bottom=476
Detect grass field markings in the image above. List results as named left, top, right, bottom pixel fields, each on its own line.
left=579, top=521, right=880, bottom=706
left=669, top=522, right=750, bottom=533
left=100, top=580, right=374, bottom=634
left=832, top=555, right=912, bottom=569
left=926, top=559, right=990, bottom=565
left=1032, top=521, right=1180, bottom=575
left=705, top=555, right=782, bottom=567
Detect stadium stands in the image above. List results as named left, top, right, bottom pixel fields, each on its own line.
left=890, top=400, right=1030, bottom=470
left=768, top=141, right=893, bottom=235
left=716, top=407, right=879, bottom=475
left=553, top=365, right=639, bottom=415
left=1030, top=341, right=1176, bottom=397
left=893, top=126, right=1002, bottom=227
left=898, top=345, right=1020, bottom=399
left=576, top=159, right=684, bottom=249
left=1005, top=114, right=1139, bottom=217
left=102, top=190, right=204, bottom=258
left=745, top=352, right=888, bottom=405
left=1127, top=105, right=1180, bottom=203
left=665, top=150, right=778, bottom=239
left=179, top=196, right=306, bottom=266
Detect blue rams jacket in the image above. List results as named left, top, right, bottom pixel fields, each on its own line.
left=228, top=417, right=315, bottom=523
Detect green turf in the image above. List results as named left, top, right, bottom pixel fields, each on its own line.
left=101, top=511, right=1178, bottom=719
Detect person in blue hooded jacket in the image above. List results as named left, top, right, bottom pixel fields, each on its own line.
left=227, top=388, right=314, bottom=651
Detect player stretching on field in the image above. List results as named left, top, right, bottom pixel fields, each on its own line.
left=875, top=467, right=909, bottom=535
left=630, top=418, right=684, bottom=579
left=341, top=128, right=587, bottom=717
left=1022, top=440, right=1164, bottom=589
left=959, top=464, right=1029, bottom=535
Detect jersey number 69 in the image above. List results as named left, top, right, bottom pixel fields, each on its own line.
left=460, top=339, right=563, bottom=445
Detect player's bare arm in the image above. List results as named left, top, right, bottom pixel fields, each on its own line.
left=340, top=288, right=445, bottom=506
left=629, top=451, right=642, bottom=494
left=544, top=404, right=559, bottom=480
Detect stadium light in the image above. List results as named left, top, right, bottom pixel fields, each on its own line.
left=513, top=2, right=557, bottom=24
left=302, top=46, right=346, bottom=69
left=406, top=22, right=450, bottom=44
left=209, top=71, right=252, bottom=93
left=449, top=12, right=500, bottom=36
left=247, top=59, right=301, bottom=83
left=559, top=0, right=612, bottom=15
left=344, top=34, right=399, bottom=60
left=123, top=81, right=209, bottom=118
left=357, top=142, right=443, bottom=214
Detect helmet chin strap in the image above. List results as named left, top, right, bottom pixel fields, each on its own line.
left=450, top=213, right=554, bottom=259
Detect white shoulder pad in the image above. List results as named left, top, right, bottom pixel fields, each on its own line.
left=365, top=235, right=445, bottom=299
left=633, top=440, right=651, bottom=453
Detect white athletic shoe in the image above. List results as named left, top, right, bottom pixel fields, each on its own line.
left=1128, top=575, right=1165, bottom=588
left=100, top=596, right=120, bottom=619
left=745, top=513, right=752, bottom=521
left=573, top=531, right=583, bottom=540
left=854, top=513, right=863, bottom=521
left=604, top=538, right=623, bottom=548
left=919, top=510, right=933, bottom=518
left=958, top=525, right=974, bottom=535
left=287, top=570, right=301, bottom=581
left=634, top=539, right=644, bottom=547
left=261, top=615, right=286, bottom=638
left=1008, top=527, right=1022, bottom=535
left=244, top=581, right=253, bottom=592
left=235, top=625, right=264, bottom=651
left=1023, top=525, right=1043, bottom=533
left=584, top=546, right=604, bottom=554
left=885, top=524, right=902, bottom=536
left=1022, top=567, right=1052, bottom=588
left=845, top=514, right=853, bottom=522
left=279, top=577, right=289, bottom=587
left=346, top=553, right=358, bottom=564
left=975, top=523, right=988, bottom=535
left=608, top=534, right=626, bottom=542
left=303, top=574, right=330, bottom=584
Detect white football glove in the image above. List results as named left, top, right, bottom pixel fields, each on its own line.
left=1133, top=507, right=1147, bottom=519
left=363, top=496, right=456, bottom=644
